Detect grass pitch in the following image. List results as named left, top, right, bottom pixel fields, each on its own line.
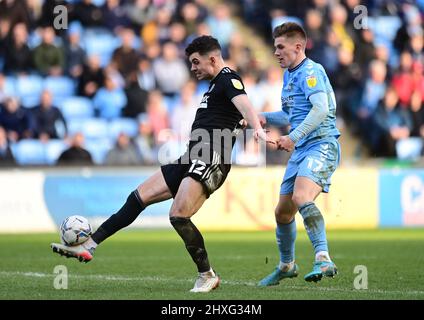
left=0, top=229, right=423, bottom=300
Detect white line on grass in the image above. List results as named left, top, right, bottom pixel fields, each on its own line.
left=1, top=271, right=423, bottom=296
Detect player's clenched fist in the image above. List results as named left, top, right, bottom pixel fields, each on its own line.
left=277, top=135, right=295, bottom=152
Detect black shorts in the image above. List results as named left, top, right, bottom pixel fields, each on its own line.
left=161, top=142, right=231, bottom=198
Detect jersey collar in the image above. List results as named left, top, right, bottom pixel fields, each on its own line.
left=288, top=57, right=308, bottom=73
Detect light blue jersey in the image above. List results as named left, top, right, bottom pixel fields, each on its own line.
left=279, top=58, right=341, bottom=194
left=281, top=58, right=340, bottom=147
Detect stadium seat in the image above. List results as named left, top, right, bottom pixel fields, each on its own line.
left=81, top=118, right=109, bottom=140
left=84, top=137, right=113, bottom=165
left=66, top=118, right=85, bottom=136
left=83, top=33, right=120, bottom=67
left=20, top=95, right=41, bottom=108
left=3, top=76, right=16, bottom=96
left=11, top=139, right=46, bottom=165
left=396, top=138, right=423, bottom=161
left=45, top=139, right=68, bottom=165
left=16, top=75, right=44, bottom=101
left=108, top=118, right=139, bottom=140
left=44, top=76, right=76, bottom=98
left=91, top=0, right=106, bottom=6
left=60, top=97, right=94, bottom=120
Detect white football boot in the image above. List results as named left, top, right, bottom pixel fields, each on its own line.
left=190, top=269, right=220, bottom=293
left=51, top=242, right=93, bottom=263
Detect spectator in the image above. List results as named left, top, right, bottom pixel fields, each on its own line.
left=354, top=29, right=376, bottom=75
left=31, top=90, right=67, bottom=141
left=179, top=1, right=203, bottom=36
left=134, top=114, right=156, bottom=165
left=391, top=51, right=414, bottom=107
left=334, top=47, right=362, bottom=121
left=374, top=87, right=413, bottom=157
left=57, top=132, right=93, bottom=165
left=33, top=26, right=65, bottom=76
left=71, top=0, right=104, bottom=27
left=125, top=0, right=157, bottom=32
left=137, top=56, right=156, bottom=91
left=168, top=22, right=188, bottom=57
left=78, top=55, right=105, bottom=98
left=123, top=72, right=149, bottom=118
left=105, top=132, right=140, bottom=165
left=3, top=23, right=32, bottom=75
left=146, top=90, right=169, bottom=143
left=0, top=125, right=16, bottom=166
left=206, top=3, right=235, bottom=49
left=111, top=28, right=139, bottom=81
left=152, top=41, right=190, bottom=97
left=225, top=32, right=255, bottom=74
left=102, top=0, right=131, bottom=33
left=64, top=23, right=86, bottom=78
left=409, top=90, right=424, bottom=138
left=304, top=9, right=327, bottom=63
left=356, top=60, right=387, bottom=130
left=93, top=75, right=127, bottom=120
left=0, top=19, right=12, bottom=69
left=257, top=66, right=283, bottom=112
left=0, top=97, right=32, bottom=142
left=170, top=80, right=198, bottom=142
left=0, top=0, right=32, bottom=31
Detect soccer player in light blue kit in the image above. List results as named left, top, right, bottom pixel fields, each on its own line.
left=258, top=22, right=341, bottom=285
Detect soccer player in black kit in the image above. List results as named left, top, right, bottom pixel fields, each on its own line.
left=51, top=35, right=273, bottom=293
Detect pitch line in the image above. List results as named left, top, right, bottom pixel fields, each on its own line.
left=1, top=271, right=423, bottom=296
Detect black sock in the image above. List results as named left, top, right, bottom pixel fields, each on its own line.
left=170, top=216, right=211, bottom=273
left=91, top=190, right=146, bottom=244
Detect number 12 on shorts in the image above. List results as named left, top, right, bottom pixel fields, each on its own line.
left=189, top=159, right=207, bottom=176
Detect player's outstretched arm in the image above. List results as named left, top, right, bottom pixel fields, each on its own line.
left=261, top=111, right=289, bottom=128
left=232, top=94, right=275, bottom=144
left=287, top=92, right=329, bottom=144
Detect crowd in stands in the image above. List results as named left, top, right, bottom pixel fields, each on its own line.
left=234, top=0, right=424, bottom=160
left=1, top=0, right=424, bottom=167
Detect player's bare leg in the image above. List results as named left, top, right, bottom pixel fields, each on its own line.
left=259, top=194, right=300, bottom=286
left=292, top=177, right=337, bottom=282
left=51, top=170, right=173, bottom=262
left=169, top=176, right=219, bottom=293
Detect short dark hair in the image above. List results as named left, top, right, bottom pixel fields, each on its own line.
left=185, top=35, right=221, bottom=57
left=273, top=22, right=307, bottom=42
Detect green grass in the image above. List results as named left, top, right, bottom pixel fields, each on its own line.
left=0, top=229, right=423, bottom=300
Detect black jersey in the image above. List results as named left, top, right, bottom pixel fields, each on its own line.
left=190, top=67, right=246, bottom=137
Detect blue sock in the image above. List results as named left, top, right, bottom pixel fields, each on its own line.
left=276, top=219, right=296, bottom=264
left=298, top=202, right=328, bottom=255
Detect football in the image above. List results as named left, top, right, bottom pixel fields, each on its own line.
left=60, top=215, right=92, bottom=246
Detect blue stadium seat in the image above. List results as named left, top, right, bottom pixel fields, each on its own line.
left=84, top=137, right=113, bottom=165
left=44, top=76, right=75, bottom=97
left=16, top=75, right=44, bottom=100
left=11, top=139, right=46, bottom=165
left=60, top=97, right=94, bottom=120
left=45, top=139, right=68, bottom=165
left=20, top=95, right=40, bottom=108
left=3, top=76, right=16, bottom=96
left=108, top=118, right=139, bottom=140
left=66, top=118, right=85, bottom=136
left=81, top=118, right=109, bottom=140
left=83, top=33, right=120, bottom=66
left=92, top=0, right=106, bottom=6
